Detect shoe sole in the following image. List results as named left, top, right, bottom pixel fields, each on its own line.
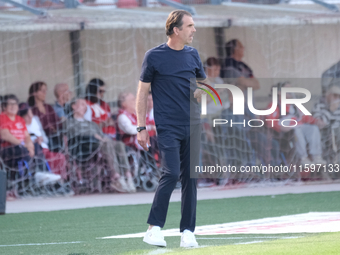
left=180, top=242, right=198, bottom=248
left=143, top=237, right=166, bottom=247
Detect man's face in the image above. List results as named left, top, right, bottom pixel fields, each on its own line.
left=234, top=41, right=244, bottom=59
left=123, top=93, right=136, bottom=113
left=327, top=93, right=340, bottom=111
left=176, top=15, right=196, bottom=45
left=207, top=64, right=221, bottom=78
left=73, top=99, right=87, bottom=117
left=5, top=99, right=18, bottom=116
left=58, top=84, right=72, bottom=104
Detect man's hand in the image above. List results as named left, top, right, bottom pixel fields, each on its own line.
left=315, top=119, right=327, bottom=129
left=137, top=130, right=150, bottom=151
left=26, top=143, right=34, bottom=158
left=194, top=88, right=206, bottom=103
left=36, top=136, right=44, bottom=145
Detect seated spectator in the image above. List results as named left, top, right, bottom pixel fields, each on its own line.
left=204, top=57, right=230, bottom=115
left=205, top=57, right=224, bottom=85
left=313, top=85, right=340, bottom=162
left=221, top=39, right=260, bottom=92
left=66, top=98, right=135, bottom=192
left=117, top=92, right=145, bottom=150
left=85, top=78, right=116, bottom=137
left=28, top=81, right=64, bottom=153
left=18, top=103, right=67, bottom=180
left=0, top=95, right=34, bottom=168
left=0, top=95, right=60, bottom=184
left=321, top=60, right=340, bottom=96
left=54, top=83, right=92, bottom=122
left=266, top=82, right=326, bottom=165
left=313, top=85, right=340, bottom=128
left=221, top=91, right=279, bottom=167
left=53, top=83, right=72, bottom=120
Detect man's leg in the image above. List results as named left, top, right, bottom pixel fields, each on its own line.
left=144, top=125, right=183, bottom=247
left=304, top=124, right=322, bottom=157
left=178, top=124, right=200, bottom=233
left=294, top=125, right=308, bottom=159
left=147, top=125, right=182, bottom=228
left=177, top=124, right=201, bottom=248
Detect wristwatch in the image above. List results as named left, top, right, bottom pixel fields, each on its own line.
left=136, top=126, right=147, bottom=132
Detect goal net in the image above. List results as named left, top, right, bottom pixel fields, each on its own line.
left=0, top=4, right=340, bottom=197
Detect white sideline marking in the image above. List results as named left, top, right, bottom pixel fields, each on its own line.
left=196, top=236, right=302, bottom=240
left=100, top=212, right=340, bottom=239
left=0, top=241, right=83, bottom=247
left=147, top=249, right=173, bottom=254
left=235, top=241, right=264, bottom=245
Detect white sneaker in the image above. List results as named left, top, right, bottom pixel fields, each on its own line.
left=35, top=172, right=61, bottom=185
left=127, top=176, right=136, bottom=193
left=300, top=157, right=312, bottom=166
left=143, top=226, right=166, bottom=247
left=118, top=176, right=130, bottom=192
left=110, top=177, right=129, bottom=193
left=313, top=155, right=327, bottom=165
left=180, top=229, right=198, bottom=248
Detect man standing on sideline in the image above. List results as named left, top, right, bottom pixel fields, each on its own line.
left=136, top=10, right=207, bottom=248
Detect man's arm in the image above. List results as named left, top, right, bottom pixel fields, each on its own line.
left=136, top=81, right=151, bottom=151
left=136, top=81, right=151, bottom=126
left=24, top=130, right=34, bottom=157
left=224, top=66, right=260, bottom=90
left=237, top=76, right=260, bottom=90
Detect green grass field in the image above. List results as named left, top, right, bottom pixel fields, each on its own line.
left=1, top=191, right=340, bottom=255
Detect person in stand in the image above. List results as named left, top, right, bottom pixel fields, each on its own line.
left=66, top=98, right=132, bottom=193
left=266, top=81, right=326, bottom=165
left=85, top=78, right=116, bottom=138
left=28, top=81, right=64, bottom=153
left=0, top=95, right=60, bottom=185
left=221, top=39, right=260, bottom=91
left=53, top=83, right=73, bottom=120
left=18, top=102, right=67, bottom=180
left=0, top=95, right=34, bottom=174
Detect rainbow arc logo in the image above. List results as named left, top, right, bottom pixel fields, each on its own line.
left=197, top=82, right=222, bottom=106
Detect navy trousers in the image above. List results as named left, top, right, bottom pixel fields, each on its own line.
left=147, top=124, right=201, bottom=232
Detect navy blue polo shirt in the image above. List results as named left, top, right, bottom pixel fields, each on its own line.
left=140, top=43, right=206, bottom=126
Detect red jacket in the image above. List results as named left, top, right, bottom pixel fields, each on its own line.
left=116, top=109, right=141, bottom=150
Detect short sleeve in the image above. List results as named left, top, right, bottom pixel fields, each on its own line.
left=140, top=50, right=155, bottom=83
left=194, top=50, right=206, bottom=79
left=224, top=66, right=242, bottom=78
